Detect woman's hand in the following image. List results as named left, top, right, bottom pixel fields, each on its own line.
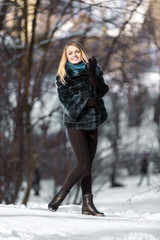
left=86, top=99, right=101, bottom=112
left=88, top=57, right=97, bottom=89
left=88, top=57, right=97, bottom=74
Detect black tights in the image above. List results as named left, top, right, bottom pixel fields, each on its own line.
left=63, top=128, right=98, bottom=195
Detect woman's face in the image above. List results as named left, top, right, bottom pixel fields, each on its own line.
left=66, top=45, right=82, bottom=64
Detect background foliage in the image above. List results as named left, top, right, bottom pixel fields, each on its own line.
left=0, top=0, right=160, bottom=205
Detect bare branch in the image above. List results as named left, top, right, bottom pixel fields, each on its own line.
left=102, top=0, right=145, bottom=70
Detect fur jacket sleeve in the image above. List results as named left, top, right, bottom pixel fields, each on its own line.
left=56, top=76, right=88, bottom=121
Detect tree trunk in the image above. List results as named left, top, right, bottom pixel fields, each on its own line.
left=110, top=93, right=120, bottom=187
left=22, top=164, right=34, bottom=205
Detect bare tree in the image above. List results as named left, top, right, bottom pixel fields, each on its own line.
left=1, top=0, right=160, bottom=205
left=0, top=0, right=88, bottom=205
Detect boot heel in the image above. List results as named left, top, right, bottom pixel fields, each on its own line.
left=82, top=211, right=90, bottom=215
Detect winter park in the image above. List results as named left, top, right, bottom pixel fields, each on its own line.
left=0, top=0, right=160, bottom=240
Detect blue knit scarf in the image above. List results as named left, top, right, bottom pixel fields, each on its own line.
left=66, top=60, right=87, bottom=73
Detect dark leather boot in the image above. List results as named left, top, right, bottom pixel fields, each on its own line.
left=82, top=193, right=105, bottom=216
left=48, top=187, right=69, bottom=212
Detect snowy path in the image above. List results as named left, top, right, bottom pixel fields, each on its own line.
left=0, top=204, right=160, bottom=240
left=0, top=176, right=160, bottom=240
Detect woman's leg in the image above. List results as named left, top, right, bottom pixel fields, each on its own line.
left=80, top=129, right=98, bottom=195
left=79, top=129, right=104, bottom=216
left=48, top=128, right=90, bottom=211
left=62, top=128, right=91, bottom=192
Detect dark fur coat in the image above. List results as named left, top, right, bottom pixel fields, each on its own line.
left=56, top=63, right=109, bottom=129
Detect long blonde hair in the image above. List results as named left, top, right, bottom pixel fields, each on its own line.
left=57, top=41, right=89, bottom=84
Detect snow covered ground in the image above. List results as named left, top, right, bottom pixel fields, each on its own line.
left=0, top=175, right=160, bottom=240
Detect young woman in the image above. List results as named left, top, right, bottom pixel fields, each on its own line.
left=48, top=41, right=109, bottom=216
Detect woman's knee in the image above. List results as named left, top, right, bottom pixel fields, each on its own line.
left=77, top=161, right=89, bottom=174
left=81, top=163, right=91, bottom=176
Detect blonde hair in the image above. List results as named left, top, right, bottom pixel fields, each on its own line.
left=57, top=41, right=89, bottom=84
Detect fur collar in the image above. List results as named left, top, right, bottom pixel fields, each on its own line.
left=65, top=63, right=103, bottom=81
left=65, top=62, right=89, bottom=80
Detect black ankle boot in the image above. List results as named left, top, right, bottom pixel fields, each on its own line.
left=48, top=188, right=69, bottom=212
left=82, top=193, right=105, bottom=216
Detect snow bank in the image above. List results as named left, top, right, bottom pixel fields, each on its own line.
left=0, top=176, right=160, bottom=240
